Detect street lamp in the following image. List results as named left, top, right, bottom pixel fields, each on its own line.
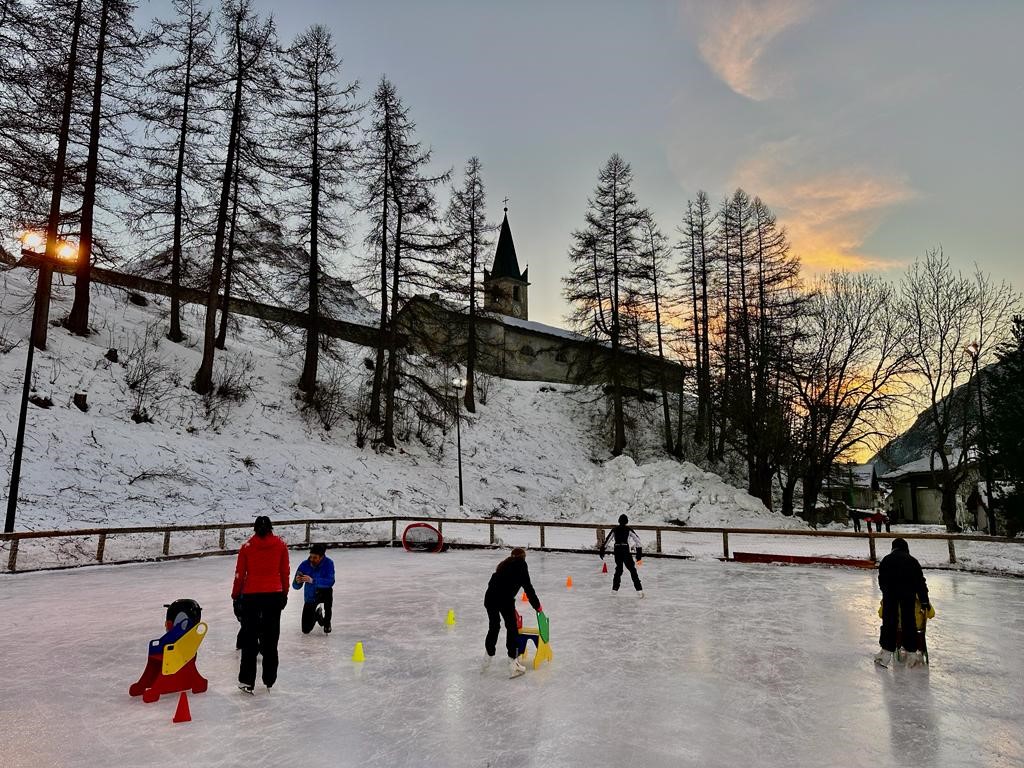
left=5, top=232, right=77, bottom=533
left=451, top=376, right=467, bottom=509
left=964, top=340, right=996, bottom=535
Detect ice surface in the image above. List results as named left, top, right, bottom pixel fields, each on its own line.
left=1, top=549, right=1022, bottom=768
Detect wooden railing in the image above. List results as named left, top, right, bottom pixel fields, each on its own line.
left=1, top=516, right=1021, bottom=573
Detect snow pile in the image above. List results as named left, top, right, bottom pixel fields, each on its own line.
left=557, top=455, right=806, bottom=528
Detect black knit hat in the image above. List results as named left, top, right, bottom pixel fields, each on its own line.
left=619, top=514, right=628, bottom=525
left=253, top=516, right=273, bottom=536
left=891, top=537, right=909, bottom=552
left=310, top=543, right=327, bottom=556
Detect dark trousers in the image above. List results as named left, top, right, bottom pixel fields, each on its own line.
left=484, top=597, right=519, bottom=659
left=879, top=592, right=919, bottom=653
left=613, top=547, right=642, bottom=591
left=238, top=593, right=283, bottom=687
left=301, top=588, right=333, bottom=634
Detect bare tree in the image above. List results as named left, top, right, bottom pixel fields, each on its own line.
left=786, top=272, right=912, bottom=518
left=899, top=248, right=1021, bottom=531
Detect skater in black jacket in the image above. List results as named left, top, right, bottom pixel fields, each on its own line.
left=600, top=514, right=643, bottom=596
left=875, top=537, right=930, bottom=667
left=484, top=547, right=542, bottom=677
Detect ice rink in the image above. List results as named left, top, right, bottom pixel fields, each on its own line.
left=1, top=548, right=1022, bottom=768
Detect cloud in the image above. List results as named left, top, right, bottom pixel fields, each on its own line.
left=733, top=140, right=917, bottom=271
left=684, top=0, right=819, bottom=100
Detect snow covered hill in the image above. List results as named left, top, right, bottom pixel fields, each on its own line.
left=0, top=267, right=798, bottom=532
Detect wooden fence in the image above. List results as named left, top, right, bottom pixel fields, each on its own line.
left=2, top=516, right=1021, bottom=574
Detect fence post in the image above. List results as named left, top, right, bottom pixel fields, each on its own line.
left=722, top=531, right=730, bottom=560
left=8, top=539, right=18, bottom=572
left=868, top=535, right=877, bottom=563
left=219, top=527, right=226, bottom=550
left=489, top=522, right=495, bottom=545
left=540, top=525, right=546, bottom=549
left=305, top=522, right=311, bottom=545
left=947, top=538, right=957, bottom=564
left=162, top=531, right=171, bottom=556
left=96, top=533, right=106, bottom=563
left=597, top=528, right=604, bottom=549
left=656, top=529, right=662, bottom=554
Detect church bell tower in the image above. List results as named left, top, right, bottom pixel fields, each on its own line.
left=483, top=207, right=529, bottom=319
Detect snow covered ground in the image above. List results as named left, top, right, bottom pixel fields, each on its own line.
left=0, top=268, right=790, bottom=533
left=1, top=549, right=1022, bottom=768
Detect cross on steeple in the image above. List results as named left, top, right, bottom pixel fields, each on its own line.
left=502, top=196, right=510, bottom=211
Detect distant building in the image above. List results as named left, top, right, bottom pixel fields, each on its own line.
left=397, top=207, right=681, bottom=388
left=821, top=463, right=879, bottom=511
left=879, top=448, right=987, bottom=529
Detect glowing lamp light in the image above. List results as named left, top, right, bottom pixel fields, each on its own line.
left=56, top=241, right=79, bottom=261
left=20, top=231, right=45, bottom=251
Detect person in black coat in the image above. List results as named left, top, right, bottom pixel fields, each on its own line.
left=484, top=547, right=542, bottom=677
left=600, top=514, right=644, bottom=596
left=875, top=537, right=930, bottom=667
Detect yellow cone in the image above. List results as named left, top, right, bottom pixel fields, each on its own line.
left=445, top=609, right=456, bottom=626
left=352, top=642, right=365, bottom=662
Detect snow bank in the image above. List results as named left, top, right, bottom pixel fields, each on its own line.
left=557, top=455, right=806, bottom=528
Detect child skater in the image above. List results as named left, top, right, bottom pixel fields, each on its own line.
left=600, top=514, right=644, bottom=597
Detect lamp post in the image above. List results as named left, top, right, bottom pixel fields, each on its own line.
left=964, top=341, right=996, bottom=535
left=5, top=233, right=76, bottom=533
left=451, top=376, right=467, bottom=509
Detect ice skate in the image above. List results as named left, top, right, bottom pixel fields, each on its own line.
left=509, top=658, right=526, bottom=678
left=638, top=590, right=645, bottom=599
left=907, top=650, right=925, bottom=668
left=873, top=650, right=892, bottom=668
left=238, top=683, right=254, bottom=695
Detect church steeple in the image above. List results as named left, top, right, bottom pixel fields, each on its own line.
left=483, top=206, right=529, bottom=319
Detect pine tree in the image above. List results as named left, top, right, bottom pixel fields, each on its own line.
left=988, top=316, right=1024, bottom=535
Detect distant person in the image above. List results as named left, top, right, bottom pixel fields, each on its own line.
left=874, top=538, right=930, bottom=668
left=484, top=547, right=542, bottom=678
left=600, top=514, right=644, bottom=597
left=231, top=515, right=290, bottom=693
left=293, top=543, right=335, bottom=634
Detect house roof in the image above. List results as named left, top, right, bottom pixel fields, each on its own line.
left=825, top=463, right=876, bottom=489
left=880, top=448, right=973, bottom=481
left=488, top=210, right=527, bottom=283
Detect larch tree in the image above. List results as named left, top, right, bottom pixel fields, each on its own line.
left=563, top=154, right=645, bottom=457
left=441, top=156, right=492, bottom=413
left=133, top=0, right=217, bottom=343
left=192, top=0, right=276, bottom=395
left=277, top=23, right=360, bottom=398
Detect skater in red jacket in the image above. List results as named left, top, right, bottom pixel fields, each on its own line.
left=231, top=515, right=290, bottom=693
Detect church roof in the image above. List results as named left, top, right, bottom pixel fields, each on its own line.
left=489, top=209, right=527, bottom=282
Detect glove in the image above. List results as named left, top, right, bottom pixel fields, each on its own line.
left=635, top=547, right=643, bottom=562
left=232, top=598, right=243, bottom=621
left=536, top=605, right=543, bottom=614
left=279, top=593, right=288, bottom=610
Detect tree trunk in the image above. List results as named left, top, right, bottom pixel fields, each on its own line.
left=215, top=167, right=240, bottom=350
left=299, top=91, right=321, bottom=396
left=34, top=0, right=84, bottom=350
left=169, top=28, right=195, bottom=344
left=193, top=16, right=243, bottom=395
left=66, top=0, right=110, bottom=337
left=369, top=119, right=390, bottom=427
left=781, top=472, right=798, bottom=517
left=463, top=196, right=477, bottom=413
left=382, top=199, right=403, bottom=448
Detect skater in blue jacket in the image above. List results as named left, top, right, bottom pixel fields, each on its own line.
left=292, top=544, right=336, bottom=634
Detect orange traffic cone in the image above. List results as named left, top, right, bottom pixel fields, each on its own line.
left=172, top=691, right=191, bottom=723
left=521, top=591, right=529, bottom=602
left=566, top=575, right=573, bottom=588
left=601, top=562, right=608, bottom=574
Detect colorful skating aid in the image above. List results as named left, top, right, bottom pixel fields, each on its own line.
left=129, top=599, right=209, bottom=704
left=515, top=611, right=553, bottom=670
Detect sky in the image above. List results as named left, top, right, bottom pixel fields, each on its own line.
left=151, top=0, right=1024, bottom=328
